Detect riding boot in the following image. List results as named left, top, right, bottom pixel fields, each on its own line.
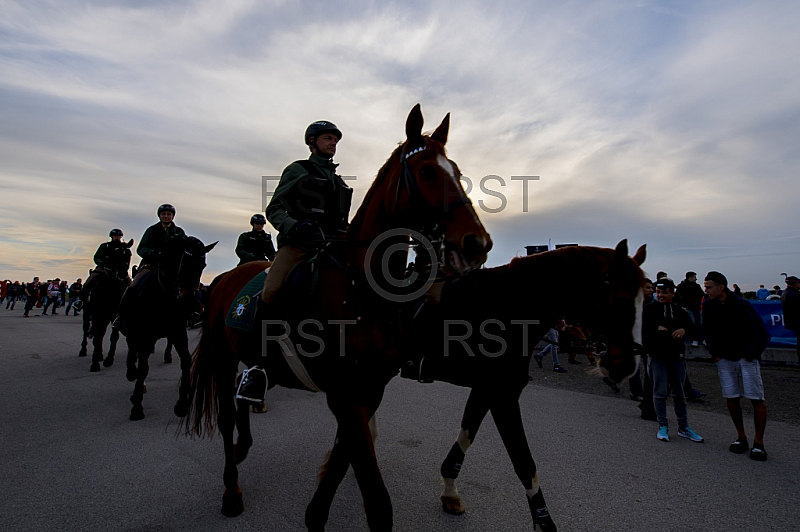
left=236, top=366, right=268, bottom=404
left=112, top=286, right=135, bottom=330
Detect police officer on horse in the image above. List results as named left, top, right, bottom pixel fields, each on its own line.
left=236, top=214, right=276, bottom=266
left=83, top=229, right=132, bottom=298
left=237, top=121, right=353, bottom=402
left=113, top=204, right=186, bottom=330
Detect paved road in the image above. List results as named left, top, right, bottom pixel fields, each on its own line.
left=2, top=310, right=798, bottom=531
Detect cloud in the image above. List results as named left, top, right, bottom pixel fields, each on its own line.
left=0, top=0, right=798, bottom=289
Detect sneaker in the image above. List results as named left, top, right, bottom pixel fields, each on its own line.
left=750, top=443, right=767, bottom=462
left=687, top=389, right=707, bottom=402
left=553, top=365, right=567, bottom=373
left=657, top=426, right=669, bottom=442
left=678, top=427, right=704, bottom=442
left=729, top=437, right=749, bottom=454
left=533, top=355, right=543, bottom=368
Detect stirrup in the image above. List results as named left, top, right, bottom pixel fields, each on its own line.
left=236, top=366, right=268, bottom=404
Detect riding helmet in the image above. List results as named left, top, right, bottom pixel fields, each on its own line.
left=109, top=228, right=123, bottom=237
left=157, top=203, right=176, bottom=216
left=250, top=213, right=267, bottom=226
left=304, top=121, right=342, bottom=145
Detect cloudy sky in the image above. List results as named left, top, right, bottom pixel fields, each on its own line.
left=1, top=0, right=798, bottom=290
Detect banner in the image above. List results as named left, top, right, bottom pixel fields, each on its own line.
left=750, top=301, right=797, bottom=347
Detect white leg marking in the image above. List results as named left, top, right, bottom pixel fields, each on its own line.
left=456, top=428, right=472, bottom=454
left=525, top=471, right=541, bottom=499
left=442, top=477, right=459, bottom=498
left=368, top=414, right=378, bottom=446
left=632, top=288, right=644, bottom=347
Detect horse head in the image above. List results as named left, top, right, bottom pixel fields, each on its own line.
left=348, top=105, right=492, bottom=282
left=579, top=239, right=647, bottom=384
left=175, top=236, right=217, bottom=292
left=107, top=239, right=133, bottom=280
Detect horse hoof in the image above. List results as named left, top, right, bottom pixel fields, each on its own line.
left=126, top=367, right=136, bottom=382
left=441, top=495, right=466, bottom=515
left=78, top=351, right=87, bottom=357
left=173, top=400, right=189, bottom=418
left=103, top=356, right=114, bottom=368
left=221, top=491, right=244, bottom=517
left=130, top=406, right=145, bottom=421
left=251, top=403, right=268, bottom=414
left=89, top=362, right=101, bottom=372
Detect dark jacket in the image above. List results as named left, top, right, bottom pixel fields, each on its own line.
left=781, top=286, right=800, bottom=331
left=235, top=230, right=276, bottom=265
left=137, top=222, right=186, bottom=263
left=265, top=154, right=352, bottom=248
left=643, top=300, right=696, bottom=361
left=674, top=279, right=704, bottom=310
left=703, top=290, right=770, bottom=361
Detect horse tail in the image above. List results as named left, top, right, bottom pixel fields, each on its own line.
left=184, top=275, right=224, bottom=437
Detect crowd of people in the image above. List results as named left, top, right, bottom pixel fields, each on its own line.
left=529, top=270, right=800, bottom=463
left=1, top=277, right=83, bottom=317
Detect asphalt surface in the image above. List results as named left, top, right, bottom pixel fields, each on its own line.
left=2, top=309, right=799, bottom=531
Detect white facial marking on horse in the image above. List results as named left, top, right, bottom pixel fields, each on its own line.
left=437, top=154, right=454, bottom=176
left=632, top=288, right=643, bottom=346
left=441, top=477, right=459, bottom=498
left=456, top=428, right=472, bottom=454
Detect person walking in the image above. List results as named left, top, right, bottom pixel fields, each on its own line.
left=781, top=276, right=800, bottom=365
left=23, top=277, right=40, bottom=317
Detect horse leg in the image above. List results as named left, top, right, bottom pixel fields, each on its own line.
left=129, top=345, right=150, bottom=421
left=104, top=317, right=120, bottom=367
left=306, top=393, right=384, bottom=531
left=490, top=392, right=557, bottom=532
left=89, top=320, right=106, bottom=372
left=219, top=373, right=244, bottom=517
left=327, top=395, right=392, bottom=532
left=440, top=388, right=491, bottom=515
left=79, top=310, right=90, bottom=357
left=173, top=333, right=192, bottom=417
left=233, top=398, right=254, bottom=464
left=125, top=337, right=137, bottom=382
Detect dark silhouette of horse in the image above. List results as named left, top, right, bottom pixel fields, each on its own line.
left=123, top=235, right=217, bottom=421
left=184, top=104, right=493, bottom=531
left=78, top=239, right=134, bottom=372
left=311, top=240, right=646, bottom=532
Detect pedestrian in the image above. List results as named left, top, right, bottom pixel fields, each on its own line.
left=755, top=285, right=770, bottom=300
left=781, top=276, right=799, bottom=365
left=703, top=271, right=770, bottom=461
left=66, top=278, right=83, bottom=316
left=42, top=278, right=60, bottom=315
left=644, top=278, right=704, bottom=443
left=532, top=318, right=568, bottom=374
left=6, top=281, right=20, bottom=310
left=23, top=277, right=40, bottom=317
left=675, top=271, right=705, bottom=346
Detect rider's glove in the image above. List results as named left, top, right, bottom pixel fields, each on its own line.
left=289, top=220, right=321, bottom=242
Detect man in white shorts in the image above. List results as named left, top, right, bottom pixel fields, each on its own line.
left=702, top=271, right=770, bottom=461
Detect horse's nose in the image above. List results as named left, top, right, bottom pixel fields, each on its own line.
left=462, top=233, right=492, bottom=266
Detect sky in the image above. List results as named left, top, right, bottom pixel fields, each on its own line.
left=1, top=0, right=798, bottom=291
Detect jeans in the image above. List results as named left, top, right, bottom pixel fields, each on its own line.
left=650, top=357, right=688, bottom=429
left=539, top=328, right=561, bottom=367
left=42, top=297, right=58, bottom=314
left=6, top=296, right=15, bottom=310
left=65, top=297, right=80, bottom=315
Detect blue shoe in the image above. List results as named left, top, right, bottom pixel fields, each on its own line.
left=678, top=426, right=704, bottom=442
left=657, top=425, right=669, bottom=442
left=553, top=365, right=567, bottom=373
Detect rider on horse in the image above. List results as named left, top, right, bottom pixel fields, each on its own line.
left=237, top=121, right=353, bottom=402
left=113, top=204, right=186, bottom=330
left=83, top=229, right=132, bottom=299
left=235, top=214, right=276, bottom=266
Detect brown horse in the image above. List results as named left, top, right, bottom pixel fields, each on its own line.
left=313, top=240, right=646, bottom=531
left=184, top=105, right=492, bottom=531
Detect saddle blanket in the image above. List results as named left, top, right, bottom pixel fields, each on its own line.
left=226, top=270, right=266, bottom=332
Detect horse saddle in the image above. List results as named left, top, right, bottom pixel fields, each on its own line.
left=225, top=255, right=322, bottom=332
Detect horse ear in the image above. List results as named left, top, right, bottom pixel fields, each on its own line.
left=204, top=241, right=219, bottom=253
left=614, top=239, right=629, bottom=263
left=431, top=113, right=450, bottom=145
left=126, top=239, right=134, bottom=248
left=633, top=244, right=646, bottom=266
left=406, top=103, right=423, bottom=144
